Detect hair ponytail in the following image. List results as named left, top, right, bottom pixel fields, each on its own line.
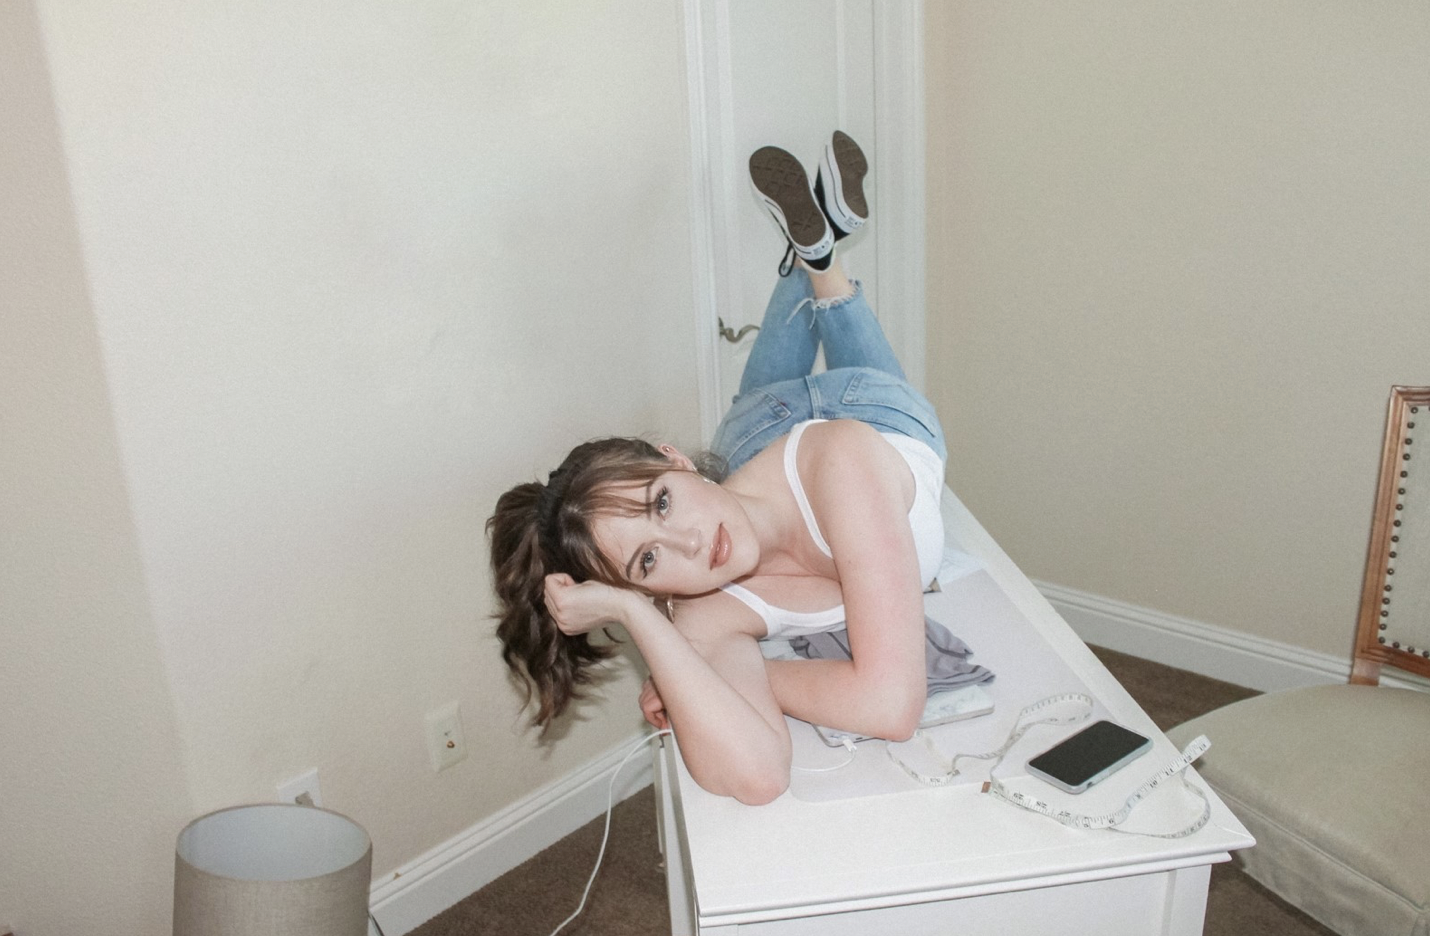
left=488, top=437, right=708, bottom=728
left=487, top=481, right=615, bottom=729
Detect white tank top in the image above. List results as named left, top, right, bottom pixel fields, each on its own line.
left=720, top=420, right=945, bottom=639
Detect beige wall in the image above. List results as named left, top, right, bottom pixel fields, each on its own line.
left=0, top=4, right=195, bottom=930
left=1, top=1, right=697, bottom=932
left=925, top=3, right=1430, bottom=659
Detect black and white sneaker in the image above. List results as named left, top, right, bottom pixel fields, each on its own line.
left=814, top=130, right=868, bottom=240
left=749, top=145, right=834, bottom=275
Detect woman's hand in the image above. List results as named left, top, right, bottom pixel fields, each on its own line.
left=638, top=677, right=669, bottom=729
left=543, top=573, right=636, bottom=636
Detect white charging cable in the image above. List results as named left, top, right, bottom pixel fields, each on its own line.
left=792, top=736, right=858, bottom=773
left=548, top=729, right=673, bottom=936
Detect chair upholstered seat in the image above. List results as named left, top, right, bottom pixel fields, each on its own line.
left=1168, top=684, right=1430, bottom=936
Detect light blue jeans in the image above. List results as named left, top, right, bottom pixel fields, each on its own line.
left=710, top=270, right=947, bottom=474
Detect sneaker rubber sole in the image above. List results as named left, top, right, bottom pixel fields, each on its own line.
left=749, top=146, right=834, bottom=262
left=819, top=130, right=868, bottom=233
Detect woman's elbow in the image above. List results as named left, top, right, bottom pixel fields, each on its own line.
left=696, top=754, right=790, bottom=805
left=731, top=765, right=790, bottom=805
left=731, top=743, right=792, bottom=803
left=875, top=689, right=926, bottom=742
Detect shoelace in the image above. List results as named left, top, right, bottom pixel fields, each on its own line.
left=778, top=242, right=797, bottom=277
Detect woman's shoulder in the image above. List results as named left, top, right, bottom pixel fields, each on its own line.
left=797, top=421, right=915, bottom=524
left=799, top=419, right=903, bottom=476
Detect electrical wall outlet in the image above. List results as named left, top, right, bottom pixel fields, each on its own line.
left=425, top=701, right=467, bottom=772
left=277, top=768, right=323, bottom=807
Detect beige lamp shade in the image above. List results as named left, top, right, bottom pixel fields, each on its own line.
left=174, top=803, right=372, bottom=936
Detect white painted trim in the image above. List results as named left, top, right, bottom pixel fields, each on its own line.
left=367, top=732, right=657, bottom=936
left=1035, top=580, right=1353, bottom=693
left=871, top=0, right=927, bottom=391
left=683, top=0, right=727, bottom=443
left=1038, top=579, right=1430, bottom=696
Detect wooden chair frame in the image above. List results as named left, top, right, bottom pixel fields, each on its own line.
left=1350, top=385, right=1430, bottom=684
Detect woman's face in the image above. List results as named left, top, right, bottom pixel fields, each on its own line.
left=590, top=465, right=757, bottom=597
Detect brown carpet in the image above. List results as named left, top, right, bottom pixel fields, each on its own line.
left=410, top=647, right=1337, bottom=936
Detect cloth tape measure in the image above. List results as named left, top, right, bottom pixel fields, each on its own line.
left=886, top=693, right=1213, bottom=839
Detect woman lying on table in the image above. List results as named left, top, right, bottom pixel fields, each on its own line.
left=489, top=132, right=947, bottom=804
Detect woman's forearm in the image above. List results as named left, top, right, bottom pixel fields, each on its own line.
left=764, top=655, right=925, bottom=741
left=619, top=599, right=792, bottom=803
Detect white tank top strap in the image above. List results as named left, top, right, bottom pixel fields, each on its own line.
left=720, top=582, right=775, bottom=625
left=783, top=420, right=833, bottom=559
left=721, top=582, right=847, bottom=640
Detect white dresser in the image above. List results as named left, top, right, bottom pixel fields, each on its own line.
left=654, top=489, right=1254, bottom=936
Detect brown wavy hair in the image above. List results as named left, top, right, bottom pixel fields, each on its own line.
left=487, top=438, right=682, bottom=729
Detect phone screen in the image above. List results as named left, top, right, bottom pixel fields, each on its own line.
left=1026, top=720, right=1151, bottom=793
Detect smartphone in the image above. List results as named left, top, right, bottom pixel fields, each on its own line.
left=1025, top=720, right=1152, bottom=794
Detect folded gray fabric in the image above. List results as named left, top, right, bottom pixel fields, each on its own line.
left=789, top=616, right=993, bottom=695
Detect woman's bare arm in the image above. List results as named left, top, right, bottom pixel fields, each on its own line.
left=544, top=575, right=791, bottom=803
left=762, top=420, right=928, bottom=739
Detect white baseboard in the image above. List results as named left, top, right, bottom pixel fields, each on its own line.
left=368, top=731, right=659, bottom=936
left=1033, top=580, right=1351, bottom=693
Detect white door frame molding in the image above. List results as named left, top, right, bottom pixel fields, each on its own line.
left=868, top=1, right=927, bottom=393
left=682, top=0, right=927, bottom=444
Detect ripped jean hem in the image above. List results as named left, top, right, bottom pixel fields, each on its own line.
left=786, top=279, right=864, bottom=326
